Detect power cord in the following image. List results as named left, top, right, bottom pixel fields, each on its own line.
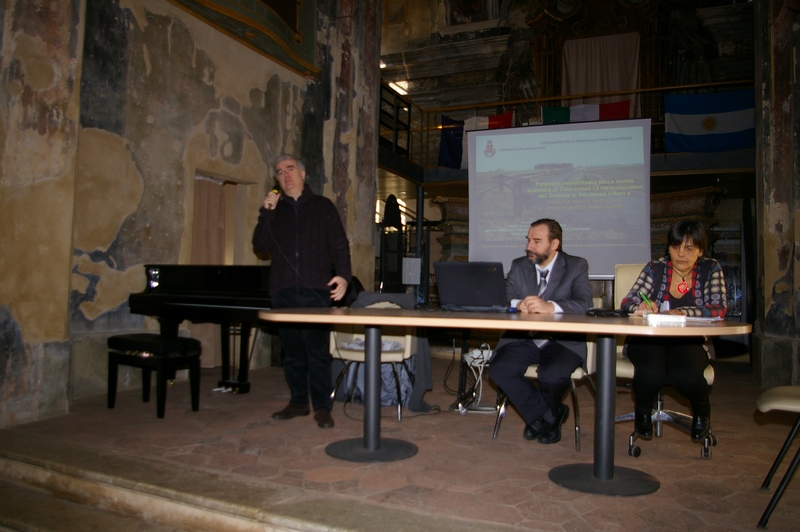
left=339, top=395, right=441, bottom=421
left=461, top=343, right=492, bottom=406
left=443, top=338, right=461, bottom=395
left=443, top=337, right=492, bottom=398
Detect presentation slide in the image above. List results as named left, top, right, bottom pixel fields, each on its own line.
left=468, top=119, right=652, bottom=279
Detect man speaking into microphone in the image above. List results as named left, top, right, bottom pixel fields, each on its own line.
left=253, top=154, right=352, bottom=429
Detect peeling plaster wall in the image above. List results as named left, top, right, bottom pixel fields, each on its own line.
left=0, top=1, right=82, bottom=426
left=1, top=0, right=380, bottom=427
left=381, top=0, right=439, bottom=53
left=317, top=0, right=379, bottom=287
left=69, top=0, right=311, bottom=400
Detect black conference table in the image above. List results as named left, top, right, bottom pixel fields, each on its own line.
left=258, top=307, right=751, bottom=496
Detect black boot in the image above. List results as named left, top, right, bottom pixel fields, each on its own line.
left=634, top=411, right=653, bottom=439
left=691, top=414, right=711, bottom=442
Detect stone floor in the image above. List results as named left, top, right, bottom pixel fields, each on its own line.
left=1, top=344, right=799, bottom=531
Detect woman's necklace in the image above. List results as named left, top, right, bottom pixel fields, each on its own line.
left=675, top=270, right=690, bottom=294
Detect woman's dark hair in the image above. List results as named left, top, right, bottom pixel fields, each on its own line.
left=667, top=220, right=708, bottom=254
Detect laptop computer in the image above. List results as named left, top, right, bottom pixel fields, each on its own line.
left=434, top=261, right=509, bottom=312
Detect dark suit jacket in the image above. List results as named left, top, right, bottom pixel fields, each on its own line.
left=499, top=251, right=594, bottom=363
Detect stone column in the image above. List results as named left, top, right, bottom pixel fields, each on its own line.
left=314, top=0, right=381, bottom=288
left=752, top=2, right=799, bottom=386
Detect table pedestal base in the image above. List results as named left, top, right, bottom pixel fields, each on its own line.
left=549, top=464, right=660, bottom=496
left=326, top=438, right=418, bottom=462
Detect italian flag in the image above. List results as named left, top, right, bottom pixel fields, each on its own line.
left=542, top=100, right=631, bottom=124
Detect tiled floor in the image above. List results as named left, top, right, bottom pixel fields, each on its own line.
left=2, top=345, right=799, bottom=531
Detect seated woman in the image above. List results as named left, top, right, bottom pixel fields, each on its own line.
left=620, top=220, right=727, bottom=442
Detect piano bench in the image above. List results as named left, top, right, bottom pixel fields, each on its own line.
left=107, top=333, right=201, bottom=419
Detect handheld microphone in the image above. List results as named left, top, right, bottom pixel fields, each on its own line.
left=265, top=185, right=281, bottom=211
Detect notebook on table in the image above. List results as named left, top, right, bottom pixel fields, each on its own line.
left=434, top=261, right=509, bottom=313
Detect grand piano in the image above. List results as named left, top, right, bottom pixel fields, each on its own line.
left=128, top=264, right=272, bottom=394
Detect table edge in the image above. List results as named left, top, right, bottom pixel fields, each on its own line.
left=257, top=308, right=752, bottom=337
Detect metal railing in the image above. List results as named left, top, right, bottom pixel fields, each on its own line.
left=378, top=80, right=754, bottom=170
left=379, top=83, right=425, bottom=162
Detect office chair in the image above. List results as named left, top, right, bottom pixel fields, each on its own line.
left=613, top=263, right=717, bottom=459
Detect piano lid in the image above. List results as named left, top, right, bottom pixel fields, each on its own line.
left=141, top=264, right=270, bottom=294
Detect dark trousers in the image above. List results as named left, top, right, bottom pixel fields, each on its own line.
left=274, top=287, right=332, bottom=412
left=626, top=336, right=711, bottom=417
left=489, top=339, right=582, bottom=425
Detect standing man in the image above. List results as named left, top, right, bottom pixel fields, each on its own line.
left=253, top=154, right=352, bottom=429
left=488, top=219, right=593, bottom=444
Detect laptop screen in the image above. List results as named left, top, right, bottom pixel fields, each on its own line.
left=434, top=261, right=508, bottom=311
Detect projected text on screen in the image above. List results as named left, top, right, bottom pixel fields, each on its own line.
left=468, top=119, right=652, bottom=279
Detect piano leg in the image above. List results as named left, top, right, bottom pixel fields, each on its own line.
left=159, top=319, right=180, bottom=338
left=236, top=324, right=252, bottom=393
left=218, top=321, right=252, bottom=394
left=158, top=319, right=182, bottom=380
left=220, top=321, right=232, bottom=383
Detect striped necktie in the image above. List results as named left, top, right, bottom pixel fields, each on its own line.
left=538, top=270, right=549, bottom=296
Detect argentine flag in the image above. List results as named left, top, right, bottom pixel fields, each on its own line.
left=665, top=89, right=754, bottom=153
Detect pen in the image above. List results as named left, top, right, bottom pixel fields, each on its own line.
left=638, top=290, right=653, bottom=308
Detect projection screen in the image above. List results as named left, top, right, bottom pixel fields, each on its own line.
left=467, top=118, right=652, bottom=279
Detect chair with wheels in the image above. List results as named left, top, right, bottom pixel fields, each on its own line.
left=491, top=335, right=597, bottom=451
left=755, top=386, right=800, bottom=529
left=330, top=325, right=417, bottom=422
left=613, top=263, right=717, bottom=459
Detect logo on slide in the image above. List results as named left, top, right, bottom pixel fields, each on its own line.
left=484, top=140, right=495, bottom=158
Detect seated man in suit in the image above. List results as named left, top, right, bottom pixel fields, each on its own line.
left=488, top=218, right=593, bottom=444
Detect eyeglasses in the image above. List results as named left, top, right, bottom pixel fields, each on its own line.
left=275, top=165, right=300, bottom=178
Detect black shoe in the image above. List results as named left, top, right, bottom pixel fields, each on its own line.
left=272, top=403, right=310, bottom=420
left=314, top=408, right=335, bottom=428
left=634, top=412, right=653, bottom=439
left=523, top=418, right=543, bottom=441
left=538, top=404, right=569, bottom=444
left=691, top=414, right=710, bottom=442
